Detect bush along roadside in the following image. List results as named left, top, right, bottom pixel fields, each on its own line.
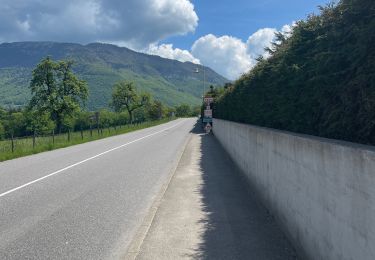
left=214, top=0, right=375, bottom=146
left=0, top=118, right=174, bottom=162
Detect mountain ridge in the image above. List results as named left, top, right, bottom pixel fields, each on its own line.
left=0, top=41, right=228, bottom=109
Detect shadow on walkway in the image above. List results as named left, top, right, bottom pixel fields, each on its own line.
left=189, top=121, right=298, bottom=259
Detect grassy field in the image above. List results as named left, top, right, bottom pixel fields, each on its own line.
left=0, top=118, right=173, bottom=162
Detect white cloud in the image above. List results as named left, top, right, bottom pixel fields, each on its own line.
left=281, top=24, right=292, bottom=34
left=191, top=34, right=254, bottom=80
left=280, top=22, right=297, bottom=38
left=0, top=0, right=198, bottom=48
left=147, top=43, right=200, bottom=64
left=246, top=28, right=277, bottom=59
left=189, top=25, right=292, bottom=80
left=145, top=25, right=290, bottom=80
left=0, top=0, right=293, bottom=81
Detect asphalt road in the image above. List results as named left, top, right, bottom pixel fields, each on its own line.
left=0, top=118, right=195, bottom=260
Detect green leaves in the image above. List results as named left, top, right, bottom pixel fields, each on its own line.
left=175, top=104, right=191, bottom=117
left=111, top=81, right=137, bottom=113
left=24, top=110, right=55, bottom=133
left=214, top=0, right=375, bottom=145
left=0, top=122, right=4, bottom=139
left=111, top=81, right=152, bottom=122
left=28, top=57, right=88, bottom=132
left=148, top=100, right=166, bottom=120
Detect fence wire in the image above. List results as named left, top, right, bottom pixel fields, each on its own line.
left=0, top=121, right=147, bottom=155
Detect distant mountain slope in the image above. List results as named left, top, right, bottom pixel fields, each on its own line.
left=0, top=42, right=228, bottom=109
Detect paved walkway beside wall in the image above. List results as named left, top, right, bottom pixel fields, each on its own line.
left=134, top=125, right=298, bottom=260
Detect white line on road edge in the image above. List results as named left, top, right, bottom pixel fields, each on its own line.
left=0, top=120, right=185, bottom=199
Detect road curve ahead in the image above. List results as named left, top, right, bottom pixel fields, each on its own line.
left=0, top=118, right=196, bottom=260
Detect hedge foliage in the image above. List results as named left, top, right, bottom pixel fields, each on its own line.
left=214, top=0, right=375, bottom=145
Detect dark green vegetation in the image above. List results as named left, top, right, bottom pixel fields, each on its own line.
left=111, top=81, right=151, bottom=122
left=0, top=100, right=196, bottom=143
left=0, top=118, right=172, bottom=162
left=0, top=102, right=178, bottom=142
left=0, top=42, right=228, bottom=109
left=0, top=57, right=199, bottom=161
left=214, top=0, right=375, bottom=145
left=29, top=57, right=88, bottom=132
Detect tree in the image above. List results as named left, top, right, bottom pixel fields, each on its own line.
left=28, top=57, right=88, bottom=132
left=98, top=109, right=115, bottom=129
left=0, top=121, right=4, bottom=140
left=0, top=107, right=6, bottom=120
left=175, top=104, right=191, bottom=117
left=4, top=112, right=26, bottom=137
left=133, top=107, right=148, bottom=122
left=148, top=100, right=165, bottom=120
left=111, top=81, right=150, bottom=123
left=165, top=106, right=176, bottom=118
left=61, top=115, right=76, bottom=132
left=114, top=111, right=129, bottom=126
left=74, top=111, right=91, bottom=132
left=0, top=108, right=6, bottom=138
left=191, top=105, right=201, bottom=117
left=214, top=0, right=375, bottom=145
left=24, top=110, right=55, bottom=135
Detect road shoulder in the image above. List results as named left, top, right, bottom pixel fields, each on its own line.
left=123, top=124, right=193, bottom=260
left=132, top=130, right=298, bottom=260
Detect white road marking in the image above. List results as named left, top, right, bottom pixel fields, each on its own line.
left=0, top=120, right=185, bottom=199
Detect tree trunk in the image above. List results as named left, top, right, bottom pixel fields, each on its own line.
left=53, top=113, right=63, bottom=134
left=128, top=110, right=133, bottom=124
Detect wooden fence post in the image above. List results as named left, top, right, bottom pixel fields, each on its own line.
left=52, top=129, right=55, bottom=145
left=11, top=133, right=14, bottom=153
left=33, top=131, right=36, bottom=149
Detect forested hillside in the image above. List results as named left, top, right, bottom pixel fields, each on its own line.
left=214, top=0, right=375, bottom=145
left=0, top=42, right=227, bottom=109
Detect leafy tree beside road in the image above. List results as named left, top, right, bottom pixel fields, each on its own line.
left=0, top=57, right=197, bottom=144
left=28, top=57, right=88, bottom=132
left=111, top=81, right=150, bottom=123
left=148, top=100, right=166, bottom=120
left=0, top=122, right=4, bottom=140
left=24, top=110, right=55, bottom=135
left=4, top=112, right=25, bottom=137
left=175, top=104, right=191, bottom=117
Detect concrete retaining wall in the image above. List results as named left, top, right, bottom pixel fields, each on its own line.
left=213, top=118, right=375, bottom=260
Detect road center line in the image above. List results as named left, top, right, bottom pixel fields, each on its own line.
left=0, top=120, right=185, bottom=199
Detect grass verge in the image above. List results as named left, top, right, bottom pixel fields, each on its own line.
left=0, top=118, right=174, bottom=162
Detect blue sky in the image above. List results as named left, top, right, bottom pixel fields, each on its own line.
left=166, top=0, right=330, bottom=50
left=0, top=0, right=332, bottom=79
